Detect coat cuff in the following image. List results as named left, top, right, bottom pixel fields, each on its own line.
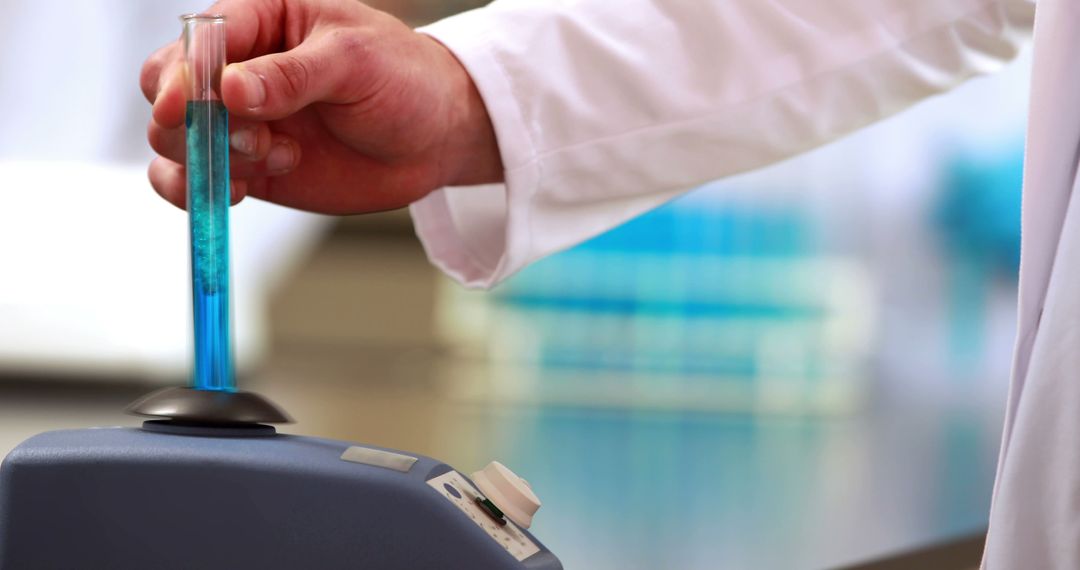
left=410, top=9, right=539, bottom=289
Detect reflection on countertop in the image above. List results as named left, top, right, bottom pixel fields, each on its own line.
left=0, top=222, right=1000, bottom=569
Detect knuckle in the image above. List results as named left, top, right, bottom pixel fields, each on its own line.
left=147, top=123, right=180, bottom=159
left=140, top=61, right=162, bottom=100
left=140, top=44, right=178, bottom=100
left=325, top=29, right=379, bottom=100
left=271, top=55, right=311, bottom=99
left=328, top=28, right=367, bottom=58
left=146, top=123, right=164, bottom=154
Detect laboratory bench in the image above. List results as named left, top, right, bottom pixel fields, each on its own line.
left=0, top=221, right=1003, bottom=570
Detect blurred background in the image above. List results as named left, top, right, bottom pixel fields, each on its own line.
left=0, top=1, right=1029, bottom=569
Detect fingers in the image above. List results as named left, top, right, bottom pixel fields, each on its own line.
left=151, top=63, right=187, bottom=129
left=261, top=136, right=302, bottom=175
left=144, top=0, right=369, bottom=131
left=140, top=43, right=178, bottom=103
left=228, top=122, right=274, bottom=159
left=229, top=133, right=299, bottom=177
left=142, top=0, right=299, bottom=120
left=149, top=157, right=250, bottom=210
left=143, top=0, right=316, bottom=210
left=230, top=179, right=249, bottom=205
left=202, top=0, right=293, bottom=63
left=142, top=40, right=186, bottom=129
left=149, top=119, right=273, bottom=162
left=148, top=118, right=298, bottom=177
left=146, top=120, right=183, bottom=162
left=221, top=33, right=354, bottom=121
left=148, top=157, right=187, bottom=209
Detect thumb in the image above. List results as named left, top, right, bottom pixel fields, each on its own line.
left=221, top=41, right=343, bottom=121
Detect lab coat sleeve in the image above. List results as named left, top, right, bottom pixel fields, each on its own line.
left=409, top=0, right=1034, bottom=288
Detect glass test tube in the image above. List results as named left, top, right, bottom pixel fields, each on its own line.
left=182, top=14, right=234, bottom=391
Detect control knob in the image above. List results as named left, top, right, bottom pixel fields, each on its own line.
left=471, top=461, right=541, bottom=529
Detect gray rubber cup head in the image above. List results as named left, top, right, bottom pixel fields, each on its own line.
left=125, top=387, right=293, bottom=425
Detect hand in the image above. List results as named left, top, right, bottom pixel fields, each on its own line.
left=141, top=0, right=502, bottom=214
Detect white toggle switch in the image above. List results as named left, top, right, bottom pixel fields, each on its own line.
left=471, top=461, right=541, bottom=529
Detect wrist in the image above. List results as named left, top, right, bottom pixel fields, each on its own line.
left=429, top=36, right=504, bottom=187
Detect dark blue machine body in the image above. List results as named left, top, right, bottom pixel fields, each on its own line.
left=0, top=427, right=562, bottom=570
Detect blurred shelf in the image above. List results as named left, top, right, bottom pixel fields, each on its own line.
left=268, top=218, right=442, bottom=351
left=840, top=533, right=984, bottom=570
left=366, top=0, right=490, bottom=26
left=333, top=209, right=417, bottom=238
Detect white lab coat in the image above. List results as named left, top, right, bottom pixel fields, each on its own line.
left=982, top=0, right=1080, bottom=567
left=410, top=0, right=1048, bottom=566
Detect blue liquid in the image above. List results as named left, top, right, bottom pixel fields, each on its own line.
left=186, top=100, right=233, bottom=391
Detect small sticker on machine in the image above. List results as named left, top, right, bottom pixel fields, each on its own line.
left=340, top=446, right=418, bottom=473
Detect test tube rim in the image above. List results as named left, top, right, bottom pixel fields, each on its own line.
left=180, top=13, right=226, bottom=22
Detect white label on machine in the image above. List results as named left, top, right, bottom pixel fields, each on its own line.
left=340, top=446, right=418, bottom=473
left=427, top=470, right=541, bottom=561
